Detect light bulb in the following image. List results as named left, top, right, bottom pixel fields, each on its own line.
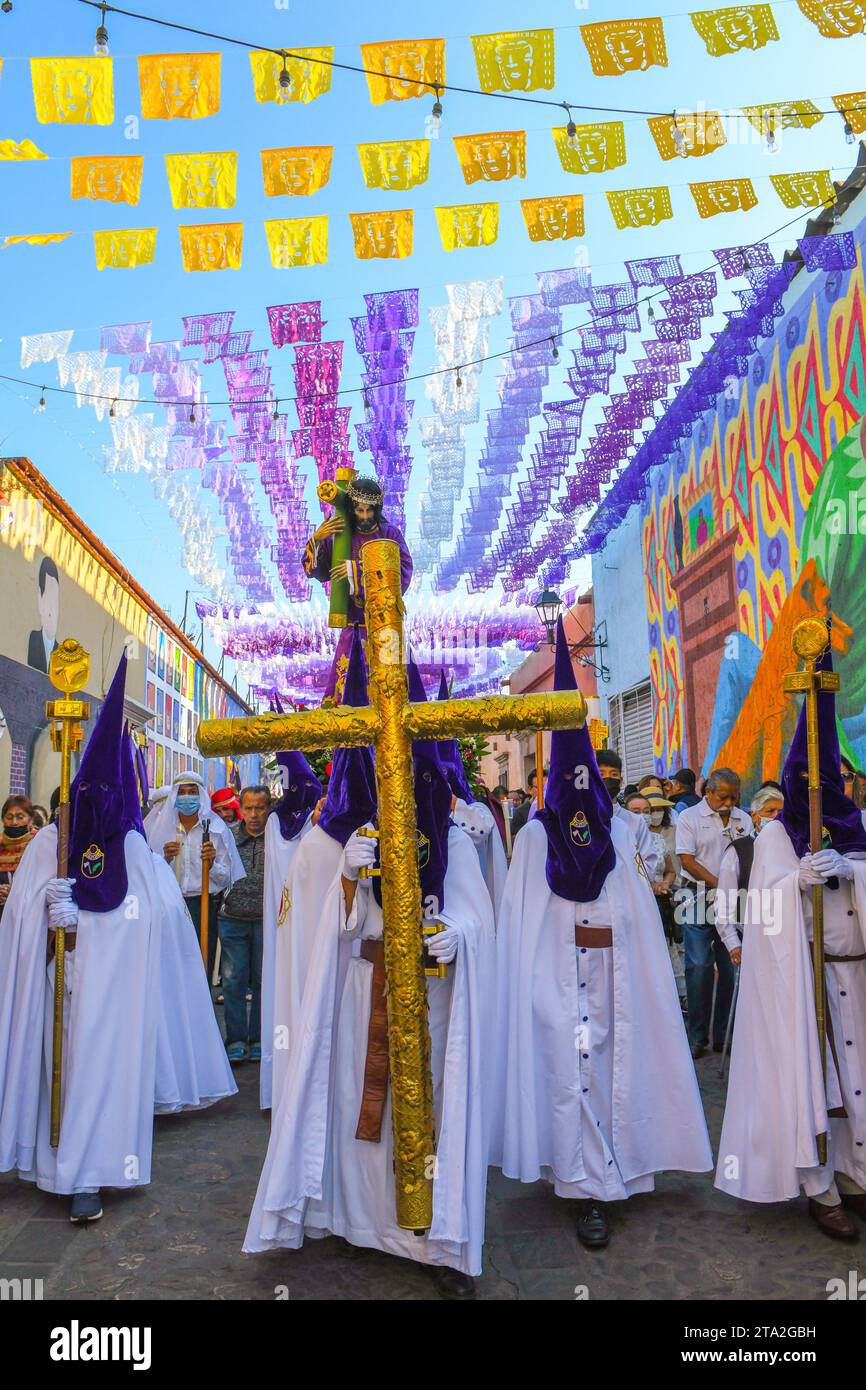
left=189, top=405, right=196, bottom=424
left=845, top=119, right=855, bottom=145
left=272, top=402, right=280, bottom=421
left=672, top=124, right=685, bottom=156
left=427, top=86, right=443, bottom=139
left=109, top=399, right=117, bottom=418
left=1, top=2, right=13, bottom=13
left=550, top=337, right=560, bottom=363
left=566, top=119, right=578, bottom=151
left=278, top=54, right=291, bottom=102
left=37, top=390, right=46, bottom=413
left=94, top=5, right=109, bottom=55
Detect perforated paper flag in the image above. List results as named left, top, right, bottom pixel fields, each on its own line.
left=71, top=155, right=143, bottom=203
left=179, top=222, right=242, bottom=270
left=165, top=152, right=237, bottom=208
left=350, top=209, right=413, bottom=258
left=31, top=56, right=114, bottom=124
left=358, top=140, right=429, bottom=191
left=648, top=111, right=726, bottom=160
left=689, top=177, right=757, bottom=216
left=139, top=53, right=220, bottom=119
left=94, top=228, right=156, bottom=269
left=690, top=5, right=778, bottom=54
left=249, top=48, right=333, bottom=104
left=265, top=217, right=328, bottom=267
left=454, top=130, right=526, bottom=183
left=741, top=99, right=824, bottom=133
left=3, top=232, right=72, bottom=248
left=0, top=138, right=48, bottom=160
left=607, top=187, right=672, bottom=228
left=797, top=0, right=866, bottom=36
left=261, top=146, right=333, bottom=196
left=833, top=91, right=866, bottom=134
left=521, top=194, right=584, bottom=241
left=471, top=29, right=554, bottom=91
left=435, top=203, right=499, bottom=250
left=361, top=38, right=445, bottom=103
left=770, top=170, right=835, bottom=208
left=552, top=121, right=626, bottom=174
left=580, top=18, right=667, bottom=76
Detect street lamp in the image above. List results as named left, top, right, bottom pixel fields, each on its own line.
left=534, top=589, right=562, bottom=647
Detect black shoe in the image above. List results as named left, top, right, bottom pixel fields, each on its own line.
left=70, top=1190, right=103, bottom=1224
left=690, top=1041, right=707, bottom=1060
left=432, top=1267, right=476, bottom=1299
left=575, top=1201, right=609, bottom=1249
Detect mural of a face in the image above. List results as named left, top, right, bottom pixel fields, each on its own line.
left=821, top=0, right=866, bottom=35
left=86, top=161, right=124, bottom=200
left=38, top=570, right=60, bottom=644
left=470, top=136, right=519, bottom=181
left=535, top=200, right=572, bottom=239
left=706, top=182, right=747, bottom=214
left=381, top=47, right=427, bottom=96
left=623, top=190, right=661, bottom=227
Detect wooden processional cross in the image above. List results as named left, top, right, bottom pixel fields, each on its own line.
left=197, top=540, right=588, bottom=1230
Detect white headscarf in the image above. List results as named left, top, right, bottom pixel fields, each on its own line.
left=145, top=771, right=245, bottom=883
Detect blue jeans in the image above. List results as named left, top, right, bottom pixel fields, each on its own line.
left=682, top=890, right=735, bottom=1048
left=218, top=917, right=263, bottom=1046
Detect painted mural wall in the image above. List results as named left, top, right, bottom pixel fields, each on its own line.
left=640, top=206, right=866, bottom=792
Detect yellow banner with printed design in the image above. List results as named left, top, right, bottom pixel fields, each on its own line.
left=690, top=5, right=778, bottom=55
left=31, top=56, right=114, bottom=124
left=770, top=170, right=836, bottom=209
left=361, top=38, right=445, bottom=104
left=435, top=202, right=499, bottom=251
left=249, top=48, right=333, bottom=104
left=3, top=232, right=72, bottom=248
left=139, top=53, right=220, bottom=120
left=179, top=222, right=242, bottom=270
left=94, top=227, right=156, bottom=269
left=833, top=91, right=866, bottom=134
left=262, top=146, right=333, bottom=196
left=552, top=121, right=626, bottom=174
left=165, top=152, right=237, bottom=209
left=71, top=155, right=143, bottom=204
left=454, top=130, right=526, bottom=184
left=689, top=177, right=758, bottom=217
left=580, top=18, right=667, bottom=76
left=350, top=209, right=413, bottom=259
left=0, top=138, right=48, bottom=160
left=521, top=193, right=584, bottom=241
left=607, top=186, right=673, bottom=229
left=265, top=216, right=329, bottom=267
left=648, top=110, right=727, bottom=160
left=741, top=99, right=824, bottom=133
left=470, top=29, right=554, bottom=92
left=797, top=0, right=866, bottom=38
left=358, top=140, right=429, bottom=191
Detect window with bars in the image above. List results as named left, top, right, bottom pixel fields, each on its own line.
left=608, top=679, right=654, bottom=784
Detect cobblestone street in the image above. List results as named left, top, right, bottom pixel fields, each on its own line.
left=1, top=1051, right=862, bottom=1302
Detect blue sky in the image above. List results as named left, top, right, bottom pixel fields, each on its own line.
left=0, top=0, right=863, bottom=672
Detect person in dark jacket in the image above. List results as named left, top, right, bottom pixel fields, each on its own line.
left=219, top=786, right=271, bottom=1064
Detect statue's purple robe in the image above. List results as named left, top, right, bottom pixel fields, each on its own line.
left=302, top=519, right=413, bottom=700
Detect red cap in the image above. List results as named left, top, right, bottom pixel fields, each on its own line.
left=210, top=787, right=241, bottom=816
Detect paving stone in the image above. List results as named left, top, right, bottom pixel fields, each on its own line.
left=0, top=1219, right=81, bottom=1264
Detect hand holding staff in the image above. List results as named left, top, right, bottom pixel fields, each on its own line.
left=200, top=818, right=213, bottom=970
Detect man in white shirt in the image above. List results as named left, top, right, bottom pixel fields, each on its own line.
left=675, top=768, right=752, bottom=1059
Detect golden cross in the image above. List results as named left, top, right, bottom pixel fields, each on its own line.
left=588, top=717, right=609, bottom=752
left=197, top=541, right=587, bottom=1230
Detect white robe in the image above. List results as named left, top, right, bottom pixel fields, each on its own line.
left=490, top=818, right=712, bottom=1194
left=270, top=824, right=346, bottom=1114
left=151, top=854, right=237, bottom=1114
left=452, top=798, right=508, bottom=924
left=260, top=811, right=313, bottom=1109
left=715, top=818, right=866, bottom=1202
left=0, top=825, right=160, bottom=1193
left=244, top=826, right=496, bottom=1276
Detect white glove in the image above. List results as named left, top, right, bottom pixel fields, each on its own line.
left=425, top=924, right=459, bottom=964
left=809, top=848, right=855, bottom=881
left=48, top=896, right=79, bottom=931
left=46, top=877, right=76, bottom=906
left=342, top=826, right=377, bottom=882
left=798, top=854, right=828, bottom=888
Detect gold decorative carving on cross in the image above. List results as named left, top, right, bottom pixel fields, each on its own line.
left=197, top=541, right=587, bottom=1229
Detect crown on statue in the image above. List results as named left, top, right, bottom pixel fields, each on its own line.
left=347, top=476, right=385, bottom=506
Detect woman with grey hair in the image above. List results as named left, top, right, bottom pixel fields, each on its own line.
left=715, top=784, right=784, bottom=965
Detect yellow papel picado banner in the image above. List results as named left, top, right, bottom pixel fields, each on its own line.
left=770, top=170, right=836, bottom=208
left=647, top=111, right=727, bottom=160
left=454, top=131, right=526, bottom=183
left=521, top=193, right=585, bottom=241
left=265, top=216, right=329, bottom=267
left=741, top=99, right=824, bottom=133
left=350, top=209, right=414, bottom=258
left=94, top=228, right=156, bottom=269
left=358, top=140, right=429, bottom=191
left=261, top=147, right=333, bottom=197
left=834, top=91, right=866, bottom=134
left=690, top=5, right=779, bottom=55
left=689, top=177, right=758, bottom=217
left=0, top=139, right=48, bottom=160
left=796, top=0, right=866, bottom=37
left=470, top=29, right=555, bottom=92
left=249, top=48, right=333, bottom=104
left=139, top=53, right=221, bottom=120
left=361, top=38, right=445, bottom=104
left=71, top=155, right=143, bottom=204
left=3, top=232, right=72, bottom=248
left=607, top=186, right=673, bottom=228
left=552, top=121, right=627, bottom=175
left=580, top=18, right=668, bottom=76
left=31, top=56, right=114, bottom=124
left=165, top=152, right=238, bottom=209
left=179, top=222, right=242, bottom=270
left=435, top=202, right=499, bottom=250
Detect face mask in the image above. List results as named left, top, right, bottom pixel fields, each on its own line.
left=3, top=823, right=30, bottom=839
left=601, top=777, right=621, bottom=801
left=176, top=794, right=200, bottom=816
left=640, top=811, right=653, bottom=825
left=650, top=810, right=665, bottom=826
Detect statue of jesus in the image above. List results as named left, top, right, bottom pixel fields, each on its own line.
left=302, top=476, right=413, bottom=700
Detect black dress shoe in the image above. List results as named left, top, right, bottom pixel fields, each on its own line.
left=432, top=1267, right=476, bottom=1299
left=575, top=1201, right=609, bottom=1248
